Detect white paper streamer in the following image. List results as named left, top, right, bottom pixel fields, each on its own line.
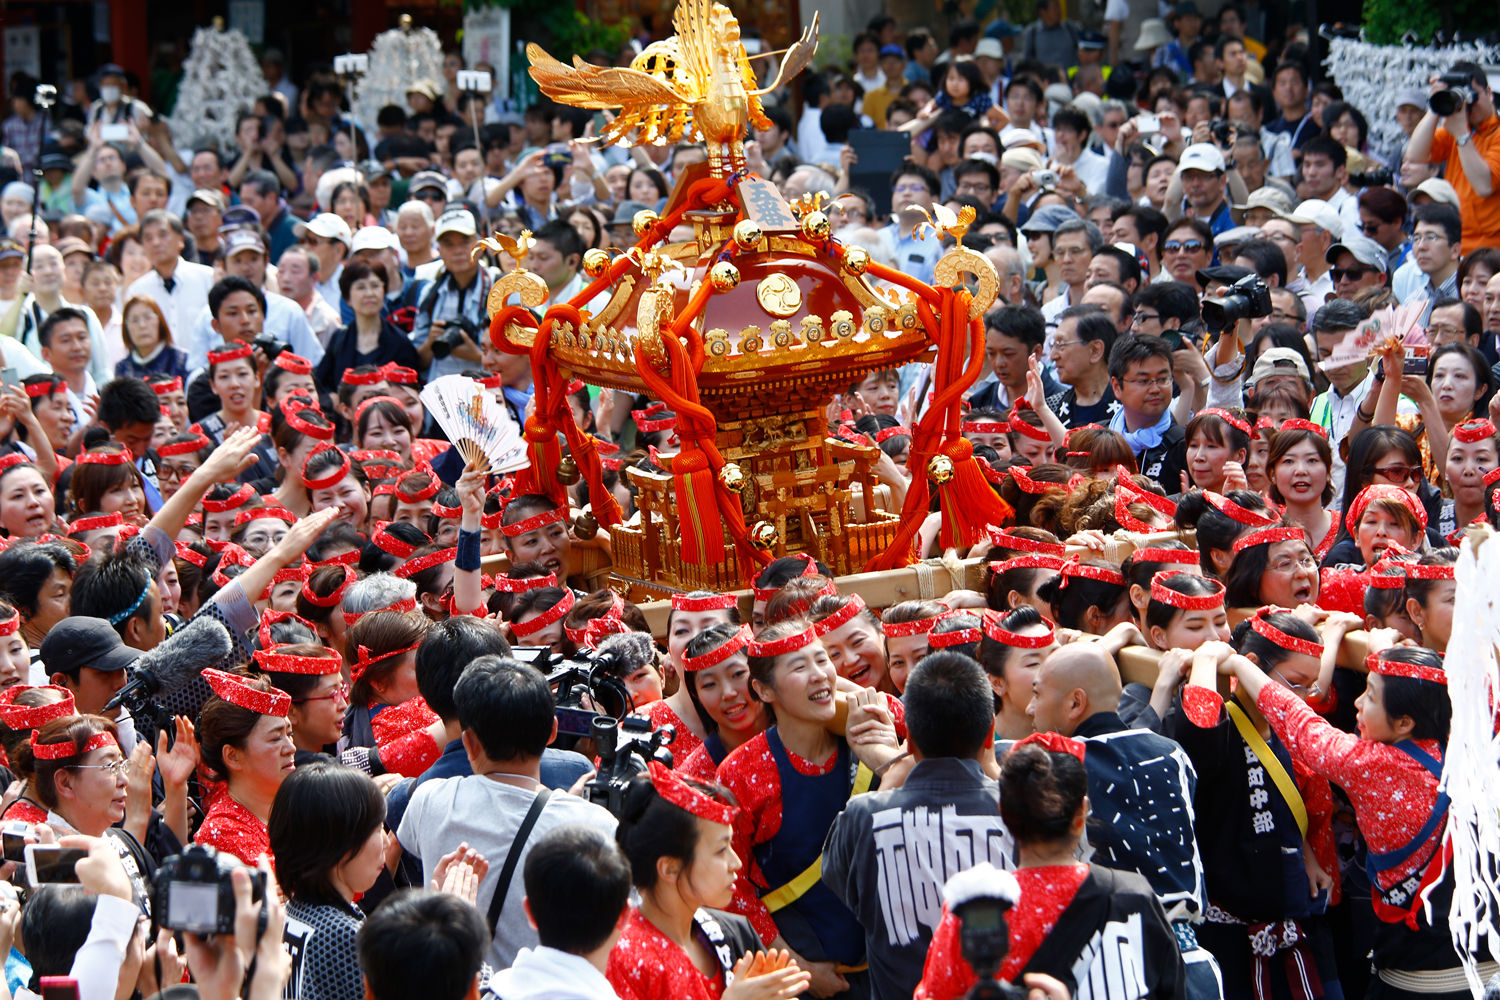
left=1439, top=530, right=1500, bottom=997
left=167, top=26, right=269, bottom=152
left=353, top=25, right=446, bottom=133
left=1322, top=36, right=1500, bottom=167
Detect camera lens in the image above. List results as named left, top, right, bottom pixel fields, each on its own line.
left=1430, top=89, right=1463, bottom=117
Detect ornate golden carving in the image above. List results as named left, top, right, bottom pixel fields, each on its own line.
left=755, top=273, right=802, bottom=317
left=933, top=245, right=1001, bottom=320
left=486, top=269, right=548, bottom=347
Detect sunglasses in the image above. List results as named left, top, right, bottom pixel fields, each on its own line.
left=1367, top=463, right=1418, bottom=484
left=1163, top=239, right=1206, bottom=253
left=1331, top=267, right=1373, bottom=282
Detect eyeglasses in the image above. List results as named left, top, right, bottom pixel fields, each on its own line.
left=293, top=681, right=351, bottom=704
left=157, top=463, right=199, bottom=483
left=1428, top=324, right=1466, bottom=340
left=1412, top=232, right=1449, bottom=245
left=1367, top=463, right=1418, bottom=484
left=1268, top=552, right=1318, bottom=574
left=1359, top=220, right=1385, bottom=235
left=1049, top=339, right=1086, bottom=351
left=1131, top=310, right=1161, bottom=326
left=1119, top=374, right=1174, bottom=388
left=893, top=183, right=929, bottom=194
left=1331, top=267, right=1373, bottom=282
left=71, top=758, right=131, bottom=778
left=1162, top=240, right=1206, bottom=254
left=1272, top=667, right=1322, bottom=699
left=1266, top=232, right=1298, bottom=245
left=1269, top=310, right=1295, bottom=321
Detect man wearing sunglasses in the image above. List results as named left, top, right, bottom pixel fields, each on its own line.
left=1323, top=231, right=1387, bottom=303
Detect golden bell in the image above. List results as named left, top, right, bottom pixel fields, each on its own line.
left=572, top=511, right=599, bottom=540
left=718, top=462, right=747, bottom=492
left=709, top=260, right=741, bottom=292
left=843, top=246, right=870, bottom=275
left=927, top=454, right=955, bottom=485
left=556, top=457, right=581, bottom=486
left=801, top=211, right=831, bottom=240
left=632, top=209, right=659, bottom=237
left=749, top=520, right=779, bottom=550
left=582, top=248, right=610, bottom=278
left=733, top=219, right=764, bottom=250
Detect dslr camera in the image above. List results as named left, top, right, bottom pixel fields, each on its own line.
left=1209, top=118, right=1235, bottom=146
left=1201, top=272, right=1271, bottom=330
left=430, top=316, right=484, bottom=360
left=1348, top=166, right=1394, bottom=188
left=1430, top=73, right=1476, bottom=118
left=251, top=335, right=287, bottom=363
left=154, top=844, right=267, bottom=936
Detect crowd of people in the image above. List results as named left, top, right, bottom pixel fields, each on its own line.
left=0, top=3, right=1496, bottom=1000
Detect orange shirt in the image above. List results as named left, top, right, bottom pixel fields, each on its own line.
left=1427, top=114, right=1500, bottom=250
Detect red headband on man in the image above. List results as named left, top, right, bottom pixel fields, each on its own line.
left=813, top=594, right=867, bottom=636
left=1011, top=731, right=1085, bottom=763
left=158, top=433, right=212, bottom=457
left=1453, top=418, right=1497, bottom=444
left=394, top=547, right=458, bottom=579
left=207, top=344, right=253, bottom=365
left=1249, top=607, right=1325, bottom=658
left=510, top=589, right=576, bottom=638
left=1345, top=484, right=1427, bottom=536
left=1231, top=524, right=1307, bottom=554
left=76, top=449, right=131, bottom=466
left=302, top=564, right=357, bottom=608
left=202, top=483, right=256, bottom=513
left=1366, top=651, right=1446, bottom=685
left=669, top=623, right=744, bottom=675
left=1278, top=418, right=1328, bottom=439
left=1149, top=571, right=1225, bottom=610
left=342, top=595, right=419, bottom=627
left=648, top=760, right=738, bottom=825
left=1204, top=490, right=1277, bottom=528
left=746, top=625, right=819, bottom=659
left=0, top=685, right=75, bottom=729
left=493, top=571, right=558, bottom=593
left=501, top=506, right=566, bottom=537
left=981, top=608, right=1056, bottom=647
left=68, top=512, right=124, bottom=535
left=31, top=729, right=116, bottom=760
left=672, top=592, right=737, bottom=613
left=1197, top=407, right=1251, bottom=435
left=204, top=668, right=290, bottom=716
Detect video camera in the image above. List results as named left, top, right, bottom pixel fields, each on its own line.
left=1430, top=73, right=1476, bottom=118
left=153, top=844, right=267, bottom=937
left=1201, top=272, right=1271, bottom=331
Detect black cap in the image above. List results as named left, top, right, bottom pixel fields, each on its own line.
left=40, top=152, right=73, bottom=172
left=97, top=63, right=126, bottom=79
left=1194, top=264, right=1253, bottom=289
left=39, top=617, right=142, bottom=675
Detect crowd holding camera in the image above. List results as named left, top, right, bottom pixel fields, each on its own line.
left=0, top=4, right=1497, bottom=1000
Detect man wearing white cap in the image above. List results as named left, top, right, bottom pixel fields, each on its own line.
left=1175, top=143, right=1232, bottom=235
left=298, top=213, right=351, bottom=315
left=1278, top=199, right=1341, bottom=315
left=186, top=229, right=323, bottom=371
left=412, top=208, right=496, bottom=381
left=1325, top=231, right=1388, bottom=303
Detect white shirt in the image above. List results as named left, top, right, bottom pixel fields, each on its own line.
left=126, top=259, right=216, bottom=367
left=797, top=106, right=829, bottom=166
left=315, top=264, right=345, bottom=315
left=488, top=947, right=622, bottom=1000
left=187, top=290, right=325, bottom=371
left=64, top=373, right=99, bottom=429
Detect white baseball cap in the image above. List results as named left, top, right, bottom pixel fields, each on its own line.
left=351, top=225, right=400, bottom=255
left=1409, top=178, right=1460, bottom=210
left=1280, top=198, right=1343, bottom=241
left=1175, top=142, right=1226, bottom=175
left=434, top=208, right=478, bottom=239
left=298, top=212, right=352, bottom=247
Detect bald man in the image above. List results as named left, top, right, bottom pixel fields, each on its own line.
left=1027, top=644, right=1223, bottom=1000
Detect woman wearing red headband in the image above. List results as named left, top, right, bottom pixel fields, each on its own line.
left=1142, top=572, right=1230, bottom=652
left=675, top=623, right=766, bottom=781
left=498, top=494, right=574, bottom=585
left=808, top=593, right=893, bottom=694
left=154, top=431, right=213, bottom=504
left=67, top=444, right=148, bottom=527
left=22, top=374, right=76, bottom=460
left=976, top=606, right=1061, bottom=741
left=717, top=619, right=901, bottom=998
left=1267, top=422, right=1339, bottom=560
left=506, top=586, right=574, bottom=654
left=0, top=685, right=75, bottom=824
left=305, top=448, right=372, bottom=536
left=1217, top=643, right=1463, bottom=993
left=345, top=610, right=437, bottom=777
left=1225, top=525, right=1321, bottom=610
left=1440, top=418, right=1498, bottom=540
left=1183, top=407, right=1251, bottom=495
left=653, top=591, right=743, bottom=765
left=259, top=642, right=351, bottom=762
left=195, top=669, right=296, bottom=868
left=1401, top=550, right=1458, bottom=655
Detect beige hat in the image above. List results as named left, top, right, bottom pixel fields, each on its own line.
left=1135, top=19, right=1172, bottom=51
left=1410, top=177, right=1460, bottom=209
left=1232, top=187, right=1294, bottom=216
left=1001, top=148, right=1046, bottom=173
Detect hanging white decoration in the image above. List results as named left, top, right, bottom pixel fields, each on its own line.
left=353, top=21, right=446, bottom=132
left=168, top=24, right=269, bottom=153
left=1437, top=527, right=1500, bottom=998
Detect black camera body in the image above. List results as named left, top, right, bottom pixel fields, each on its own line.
left=251, top=335, right=287, bottom=363
left=954, top=896, right=1028, bottom=1000
left=1348, top=166, right=1394, bottom=188
left=586, top=716, right=673, bottom=816
left=430, top=316, right=483, bottom=359
left=1430, top=73, right=1476, bottom=117
left=1209, top=118, right=1235, bottom=146
left=1202, top=272, right=1272, bottom=330
left=154, top=844, right=267, bottom=936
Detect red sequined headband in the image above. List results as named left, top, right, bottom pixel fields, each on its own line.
left=379, top=363, right=419, bottom=385
left=202, top=483, right=256, bottom=513
left=1009, top=409, right=1050, bottom=442
left=683, top=624, right=753, bottom=671
left=207, top=344, right=253, bottom=365
left=351, top=639, right=423, bottom=685
left=1366, top=558, right=1408, bottom=589
left=1197, top=407, right=1251, bottom=435
left=493, top=572, right=558, bottom=593
left=31, top=729, right=116, bottom=760
left=882, top=610, right=947, bottom=638
left=1011, top=731, right=1085, bottom=762
left=0, top=453, right=30, bottom=473
left=303, top=447, right=351, bottom=490
left=1204, top=490, right=1277, bottom=528
left=962, top=420, right=1010, bottom=434
left=204, top=668, right=291, bottom=715
left=395, top=470, right=439, bottom=504
left=235, top=505, right=296, bottom=527
left=1278, top=418, right=1328, bottom=439
left=284, top=405, right=334, bottom=440
left=1008, top=465, right=1054, bottom=494
left=1249, top=607, right=1325, bottom=658
left=1232, top=525, right=1307, bottom=554
left=24, top=381, right=59, bottom=398
left=371, top=525, right=417, bottom=559
left=986, top=526, right=1066, bottom=556
left=874, top=426, right=911, bottom=443
left=510, top=589, right=575, bottom=638
left=1131, top=547, right=1200, bottom=565
left=1149, top=571, right=1225, bottom=610
left=672, top=592, right=737, bottom=613
left=1346, top=484, right=1426, bottom=536
left=342, top=369, right=384, bottom=386
left=158, top=434, right=211, bottom=457
left=746, top=625, right=819, bottom=658
left=501, top=506, right=566, bottom=537
left=68, top=512, right=124, bottom=535
left=752, top=554, right=820, bottom=601
left=256, top=609, right=312, bottom=648
left=273, top=352, right=313, bottom=374
left=302, top=564, right=357, bottom=607
left=175, top=541, right=207, bottom=567
left=76, top=449, right=130, bottom=466
left=1058, top=560, right=1125, bottom=587
left=342, top=595, right=419, bottom=627
left=1366, top=651, right=1446, bottom=685
left=989, top=554, right=1068, bottom=575
left=0, top=685, right=75, bottom=729
left=394, top=547, right=458, bottom=579
left=631, top=404, right=676, bottom=432
left=313, top=550, right=361, bottom=568
left=1405, top=563, right=1455, bottom=580
left=355, top=395, right=408, bottom=428
left=1454, top=418, right=1497, bottom=444
left=648, top=760, right=738, bottom=825
left=253, top=645, right=342, bottom=676
left=151, top=376, right=183, bottom=394
left=981, top=608, right=1056, bottom=647
left=929, top=620, right=984, bottom=648
left=430, top=501, right=462, bottom=520
left=813, top=594, right=867, bottom=636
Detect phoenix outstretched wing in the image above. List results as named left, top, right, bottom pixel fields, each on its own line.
left=753, top=12, right=820, bottom=96
left=526, top=44, right=687, bottom=111
left=671, top=0, right=717, bottom=98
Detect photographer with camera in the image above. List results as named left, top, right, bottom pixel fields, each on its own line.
left=914, top=741, right=1185, bottom=1000
left=412, top=208, right=493, bottom=381
left=396, top=655, right=616, bottom=969
left=1405, top=62, right=1500, bottom=250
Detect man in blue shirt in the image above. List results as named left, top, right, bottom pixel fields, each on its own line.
left=882, top=163, right=944, bottom=287
left=1177, top=143, right=1234, bottom=237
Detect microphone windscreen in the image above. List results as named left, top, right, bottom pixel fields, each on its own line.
left=133, top=615, right=234, bottom=699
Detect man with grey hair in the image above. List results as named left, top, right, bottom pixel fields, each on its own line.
left=126, top=208, right=215, bottom=364
left=276, top=245, right=342, bottom=347
left=983, top=241, right=1027, bottom=305
left=1040, top=217, right=1103, bottom=330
